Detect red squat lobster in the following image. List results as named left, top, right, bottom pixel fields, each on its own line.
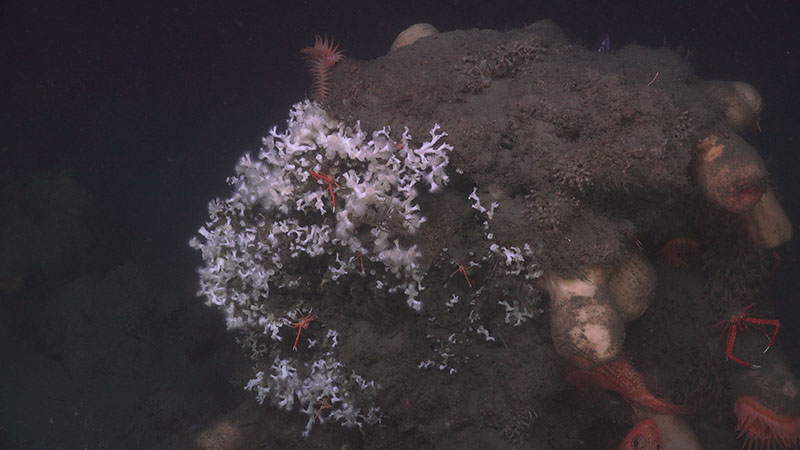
left=713, top=303, right=781, bottom=369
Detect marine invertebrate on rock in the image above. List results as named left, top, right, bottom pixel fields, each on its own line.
left=595, top=32, right=611, bottom=54
left=693, top=130, right=792, bottom=250
left=189, top=100, right=452, bottom=437
left=568, top=357, right=689, bottom=415
left=536, top=269, right=624, bottom=367
left=727, top=333, right=800, bottom=449
left=300, top=35, right=344, bottom=99
left=389, top=23, right=438, bottom=52
left=700, top=80, right=764, bottom=132
left=712, top=303, right=780, bottom=369
left=189, top=21, right=798, bottom=447
left=608, top=250, right=657, bottom=324
left=694, top=132, right=767, bottom=214
left=742, top=188, right=793, bottom=249
left=634, top=411, right=703, bottom=450
left=735, top=396, right=800, bottom=450
left=734, top=396, right=800, bottom=448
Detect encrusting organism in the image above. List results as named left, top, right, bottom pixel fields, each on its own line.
left=389, top=23, right=439, bottom=52
left=694, top=132, right=767, bottom=215
left=300, top=35, right=344, bottom=99
left=699, top=80, right=764, bottom=133
left=535, top=268, right=625, bottom=367
left=607, top=250, right=657, bottom=324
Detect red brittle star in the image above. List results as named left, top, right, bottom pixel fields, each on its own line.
left=450, top=262, right=472, bottom=288
left=311, top=170, right=341, bottom=211
left=313, top=398, right=332, bottom=423
left=290, top=312, right=317, bottom=351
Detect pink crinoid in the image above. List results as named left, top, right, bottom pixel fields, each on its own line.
left=300, top=35, right=344, bottom=99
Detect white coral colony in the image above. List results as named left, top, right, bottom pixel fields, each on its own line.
left=190, top=100, right=452, bottom=436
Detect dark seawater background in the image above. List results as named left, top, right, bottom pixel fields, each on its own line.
left=1, top=0, right=798, bottom=448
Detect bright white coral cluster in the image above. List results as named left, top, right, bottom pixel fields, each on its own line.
left=498, top=298, right=537, bottom=326
left=190, top=100, right=451, bottom=318
left=489, top=243, right=543, bottom=279
left=190, top=100, right=452, bottom=436
left=246, top=350, right=381, bottom=437
left=468, top=187, right=498, bottom=220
